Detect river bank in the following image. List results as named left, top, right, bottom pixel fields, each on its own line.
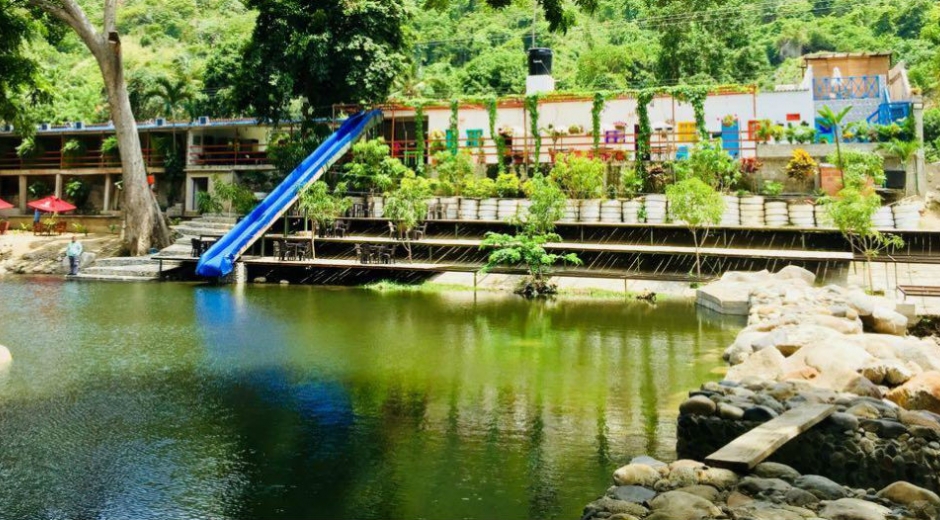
left=0, top=232, right=120, bottom=276
left=580, top=266, right=940, bottom=520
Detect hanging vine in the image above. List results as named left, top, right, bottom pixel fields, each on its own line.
left=486, top=96, right=506, bottom=173
left=672, top=85, right=710, bottom=140
left=414, top=102, right=426, bottom=174
left=591, top=92, right=606, bottom=155
left=525, top=94, right=541, bottom=169
left=635, top=88, right=654, bottom=179
left=449, top=98, right=459, bottom=156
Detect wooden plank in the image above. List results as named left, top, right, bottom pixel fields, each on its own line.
left=704, top=404, right=836, bottom=472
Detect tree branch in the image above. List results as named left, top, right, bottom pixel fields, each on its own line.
left=103, top=0, right=117, bottom=37
left=28, top=0, right=100, bottom=51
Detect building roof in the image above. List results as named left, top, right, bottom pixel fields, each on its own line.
left=0, top=117, right=296, bottom=137
left=802, top=51, right=893, bottom=62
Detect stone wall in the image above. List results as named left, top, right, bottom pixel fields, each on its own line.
left=676, top=379, right=940, bottom=494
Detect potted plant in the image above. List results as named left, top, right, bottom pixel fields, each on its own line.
left=495, top=171, right=522, bottom=221
left=784, top=148, right=818, bottom=192
left=62, top=139, right=85, bottom=167
left=297, top=181, right=352, bottom=256
left=568, top=124, right=584, bottom=135
left=549, top=153, right=605, bottom=223
left=460, top=176, right=497, bottom=220
left=722, top=115, right=737, bottom=128
left=619, top=169, right=643, bottom=224
left=384, top=172, right=433, bottom=260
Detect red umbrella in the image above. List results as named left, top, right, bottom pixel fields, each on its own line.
left=28, top=196, right=76, bottom=213
left=0, top=198, right=13, bottom=210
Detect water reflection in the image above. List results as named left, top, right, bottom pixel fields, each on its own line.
left=0, top=280, right=740, bottom=519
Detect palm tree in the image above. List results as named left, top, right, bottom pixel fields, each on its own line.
left=145, top=76, right=195, bottom=153
left=878, top=139, right=922, bottom=192
left=817, top=106, right=853, bottom=176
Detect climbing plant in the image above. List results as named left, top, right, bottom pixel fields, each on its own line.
left=414, top=102, right=426, bottom=174
left=635, top=88, right=655, bottom=179
left=449, top=98, right=459, bottom=156
left=486, top=96, right=506, bottom=174
left=525, top=94, right=541, bottom=169
left=591, top=92, right=605, bottom=155
left=672, top=85, right=709, bottom=140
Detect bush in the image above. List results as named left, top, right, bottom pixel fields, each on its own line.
left=479, top=232, right=582, bottom=298
left=665, top=178, right=724, bottom=278
left=212, top=175, right=257, bottom=215
left=343, top=138, right=410, bottom=194
left=784, top=149, right=818, bottom=184
left=674, top=140, right=739, bottom=192
left=460, top=176, right=496, bottom=198
left=829, top=150, right=884, bottom=189
left=495, top=172, right=522, bottom=198
left=520, top=174, right=566, bottom=235
left=550, top=153, right=605, bottom=199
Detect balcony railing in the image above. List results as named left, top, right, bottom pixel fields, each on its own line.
left=0, top=149, right=165, bottom=171
left=813, top=75, right=882, bottom=100
left=188, top=144, right=269, bottom=167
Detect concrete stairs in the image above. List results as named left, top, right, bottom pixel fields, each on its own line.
left=157, top=214, right=238, bottom=259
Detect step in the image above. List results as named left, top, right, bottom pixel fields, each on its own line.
left=81, top=264, right=164, bottom=278
left=70, top=273, right=159, bottom=282
left=173, top=221, right=234, bottom=231
left=91, top=257, right=160, bottom=268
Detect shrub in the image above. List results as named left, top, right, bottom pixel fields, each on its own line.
left=460, top=176, right=497, bottom=199
left=550, top=153, right=605, bottom=199
left=344, top=138, right=410, bottom=194
left=829, top=150, right=884, bottom=189
left=785, top=149, right=818, bottom=184
left=665, top=178, right=724, bottom=278
left=495, top=172, right=522, bottom=198
left=479, top=232, right=582, bottom=298
left=761, top=180, right=784, bottom=196
left=674, top=140, right=739, bottom=192
left=520, top=174, right=566, bottom=235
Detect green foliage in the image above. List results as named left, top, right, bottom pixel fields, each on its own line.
left=297, top=181, right=351, bottom=236
left=414, top=103, right=426, bottom=174
left=61, top=138, right=84, bottom=157
left=0, top=1, right=50, bottom=129
left=28, top=180, right=51, bottom=199
left=15, top=136, right=41, bottom=159
left=525, top=94, right=541, bottom=168
left=877, top=139, right=922, bottom=168
left=665, top=177, right=724, bottom=278
left=591, top=92, right=606, bottom=154
left=486, top=96, right=506, bottom=174
left=619, top=168, right=643, bottom=199
left=211, top=175, right=257, bottom=215
left=71, top=222, right=88, bottom=236
left=460, top=176, right=497, bottom=199
left=785, top=149, right=818, bottom=184
left=344, top=138, right=410, bottom=194
left=64, top=178, right=92, bottom=212
left=267, top=131, right=324, bottom=180
left=674, top=140, right=740, bottom=193
left=235, top=0, right=411, bottom=120
left=818, top=105, right=853, bottom=167
left=433, top=150, right=476, bottom=195
left=634, top=89, right=654, bottom=178
left=480, top=231, right=582, bottom=297
left=829, top=150, right=885, bottom=189
left=101, top=136, right=119, bottom=156
left=384, top=171, right=432, bottom=235
left=785, top=123, right=816, bottom=144
left=520, top=174, right=566, bottom=236
left=754, top=119, right=784, bottom=144
left=672, top=85, right=709, bottom=139
left=761, top=180, right=784, bottom=196
left=495, top=172, right=522, bottom=198
left=550, top=154, right=605, bottom=199
left=196, top=190, right=222, bottom=215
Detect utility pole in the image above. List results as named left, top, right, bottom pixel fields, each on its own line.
left=532, top=0, right=537, bottom=48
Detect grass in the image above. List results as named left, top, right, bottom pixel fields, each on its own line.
left=362, top=279, right=690, bottom=301
left=361, top=280, right=484, bottom=293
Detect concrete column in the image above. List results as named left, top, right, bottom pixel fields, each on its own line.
left=18, top=175, right=27, bottom=212
left=103, top=173, right=112, bottom=212
left=912, top=97, right=926, bottom=197
left=54, top=173, right=63, bottom=198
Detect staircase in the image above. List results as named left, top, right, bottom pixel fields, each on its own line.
left=73, top=215, right=237, bottom=282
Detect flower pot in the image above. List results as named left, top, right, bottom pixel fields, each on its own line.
left=516, top=199, right=532, bottom=220
left=478, top=198, right=499, bottom=221
left=787, top=202, right=814, bottom=228
left=438, top=196, right=459, bottom=219
left=765, top=201, right=789, bottom=227
left=599, top=200, right=622, bottom=223
left=579, top=199, right=602, bottom=223
left=644, top=194, right=667, bottom=224
left=720, top=195, right=740, bottom=226
left=497, top=198, right=520, bottom=221
left=560, top=200, right=579, bottom=223
left=739, top=195, right=765, bottom=227
left=892, top=202, right=921, bottom=230
left=370, top=196, right=385, bottom=219
left=815, top=205, right=833, bottom=228
left=885, top=170, right=906, bottom=190
left=622, top=199, right=641, bottom=224
left=458, top=198, right=479, bottom=220
left=819, top=164, right=843, bottom=196
left=871, top=206, right=894, bottom=229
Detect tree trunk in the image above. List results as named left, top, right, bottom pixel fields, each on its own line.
left=692, top=229, right=702, bottom=280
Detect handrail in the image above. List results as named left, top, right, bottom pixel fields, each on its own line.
left=0, top=148, right=165, bottom=170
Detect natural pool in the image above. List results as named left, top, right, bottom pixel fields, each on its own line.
left=0, top=278, right=739, bottom=520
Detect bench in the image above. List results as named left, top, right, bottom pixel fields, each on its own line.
left=898, top=285, right=940, bottom=300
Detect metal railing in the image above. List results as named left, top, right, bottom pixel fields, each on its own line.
left=187, top=144, right=269, bottom=166
left=0, top=149, right=165, bottom=170
left=812, top=75, right=882, bottom=100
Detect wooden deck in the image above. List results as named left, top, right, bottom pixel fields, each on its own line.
left=705, top=404, right=836, bottom=472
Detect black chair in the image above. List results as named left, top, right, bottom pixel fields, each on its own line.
left=379, top=244, right=397, bottom=264
left=410, top=222, right=428, bottom=241
left=355, top=244, right=371, bottom=264
left=333, top=220, right=348, bottom=238
left=191, top=238, right=202, bottom=257
left=273, top=239, right=286, bottom=261
left=294, top=241, right=311, bottom=260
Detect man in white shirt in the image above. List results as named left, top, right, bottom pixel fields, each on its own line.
left=66, top=236, right=83, bottom=275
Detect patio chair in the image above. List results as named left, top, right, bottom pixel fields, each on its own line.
left=55, top=221, right=67, bottom=235
left=33, top=222, right=43, bottom=236
left=333, top=220, right=348, bottom=238
left=387, top=221, right=398, bottom=239
left=294, top=241, right=311, bottom=260
left=410, top=222, right=428, bottom=241
left=191, top=238, right=202, bottom=257
left=272, top=239, right=286, bottom=261
left=379, top=244, right=397, bottom=264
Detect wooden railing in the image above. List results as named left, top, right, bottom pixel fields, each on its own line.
left=188, top=144, right=269, bottom=166
left=0, top=149, right=165, bottom=170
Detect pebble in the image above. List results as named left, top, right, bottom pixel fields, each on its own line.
left=679, top=396, right=717, bottom=416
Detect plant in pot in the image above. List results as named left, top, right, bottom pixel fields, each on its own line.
left=16, top=136, right=44, bottom=165
left=754, top=119, right=783, bottom=144
left=784, top=149, right=818, bottom=192
left=495, top=171, right=523, bottom=221
left=877, top=139, right=921, bottom=192
left=666, top=178, right=724, bottom=279
left=64, top=178, right=93, bottom=214
left=549, top=153, right=605, bottom=222
left=620, top=168, right=643, bottom=223
left=297, top=181, right=352, bottom=255
left=674, top=140, right=740, bottom=193
left=568, top=124, right=584, bottom=135
left=722, top=115, right=737, bottom=128
left=101, top=135, right=119, bottom=165
left=429, top=129, right=447, bottom=154
left=384, top=171, right=432, bottom=260
left=343, top=138, right=409, bottom=195
left=828, top=150, right=885, bottom=191
left=62, top=139, right=85, bottom=167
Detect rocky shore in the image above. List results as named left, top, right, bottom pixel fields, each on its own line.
left=582, top=266, right=940, bottom=520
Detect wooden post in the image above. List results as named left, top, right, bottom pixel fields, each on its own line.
left=55, top=173, right=63, bottom=198
left=18, top=175, right=27, bottom=212
left=103, top=173, right=112, bottom=211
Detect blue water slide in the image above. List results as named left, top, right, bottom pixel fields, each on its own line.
left=196, top=110, right=383, bottom=278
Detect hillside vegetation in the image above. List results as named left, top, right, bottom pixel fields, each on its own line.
left=23, top=0, right=940, bottom=124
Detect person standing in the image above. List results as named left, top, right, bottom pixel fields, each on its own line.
left=66, top=235, right=83, bottom=276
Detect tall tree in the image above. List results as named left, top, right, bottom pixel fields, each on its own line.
left=26, top=0, right=170, bottom=255
left=425, top=0, right=599, bottom=34
left=0, top=1, right=50, bottom=130
left=234, top=0, right=412, bottom=122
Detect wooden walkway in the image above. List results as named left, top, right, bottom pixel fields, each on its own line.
left=705, top=404, right=836, bottom=472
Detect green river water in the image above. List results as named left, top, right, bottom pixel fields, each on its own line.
left=0, top=278, right=739, bottom=520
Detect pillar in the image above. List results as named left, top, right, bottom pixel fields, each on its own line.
left=54, top=173, right=63, bottom=198
left=18, top=175, right=27, bottom=212
left=912, top=97, right=926, bottom=197
left=103, top=173, right=112, bottom=212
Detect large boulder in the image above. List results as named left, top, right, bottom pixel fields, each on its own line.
left=783, top=340, right=876, bottom=391
left=809, top=314, right=863, bottom=335
left=726, top=346, right=787, bottom=383
left=648, top=490, right=722, bottom=520
left=722, top=270, right=773, bottom=284
left=859, top=359, right=915, bottom=386
left=697, top=281, right=752, bottom=315
left=773, top=265, right=816, bottom=285
left=679, top=396, right=717, bottom=416
left=793, top=474, right=848, bottom=500
left=846, top=290, right=876, bottom=317
left=876, top=481, right=940, bottom=508
left=818, top=498, right=890, bottom=520
left=886, top=371, right=940, bottom=413
left=868, top=307, right=909, bottom=336
left=613, top=463, right=662, bottom=487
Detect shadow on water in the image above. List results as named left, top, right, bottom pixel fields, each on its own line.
left=0, top=279, right=740, bottom=520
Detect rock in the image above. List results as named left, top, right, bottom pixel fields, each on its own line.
left=783, top=366, right=821, bottom=382
left=868, top=307, right=908, bottom=336
left=727, top=491, right=753, bottom=508
left=648, top=490, right=722, bottom=520
left=818, top=498, right=890, bottom=520
left=679, top=396, right=717, bottom=416
left=737, top=476, right=792, bottom=498
left=279, top=280, right=289, bottom=285
left=252, top=276, right=267, bottom=283
left=897, top=409, right=940, bottom=431
left=860, top=359, right=915, bottom=386
left=847, top=291, right=876, bottom=317
left=629, top=456, right=667, bottom=469
left=610, top=486, right=656, bottom=504
left=669, top=460, right=706, bottom=471
left=743, top=405, right=778, bottom=422
left=585, top=497, right=649, bottom=518
left=727, top=346, right=787, bottom=383
left=886, top=371, right=940, bottom=414
left=843, top=376, right=883, bottom=399
left=697, top=281, right=752, bottom=316
left=876, top=481, right=940, bottom=507
left=731, top=501, right=816, bottom=520
left=846, top=402, right=882, bottom=419
left=613, top=464, right=661, bottom=487
left=828, top=412, right=860, bottom=431
left=794, top=475, right=848, bottom=500
left=785, top=341, right=876, bottom=390
left=606, top=514, right=639, bottom=520
left=695, top=467, right=739, bottom=490
left=674, top=485, right=719, bottom=502
left=810, top=314, right=863, bottom=335
left=0, top=344, right=11, bottom=367
left=774, top=265, right=816, bottom=285
left=666, top=466, right=699, bottom=489
left=722, top=270, right=772, bottom=284
left=718, top=403, right=745, bottom=420
left=753, top=462, right=801, bottom=482
left=784, top=487, right=820, bottom=507
left=859, top=418, right=908, bottom=438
